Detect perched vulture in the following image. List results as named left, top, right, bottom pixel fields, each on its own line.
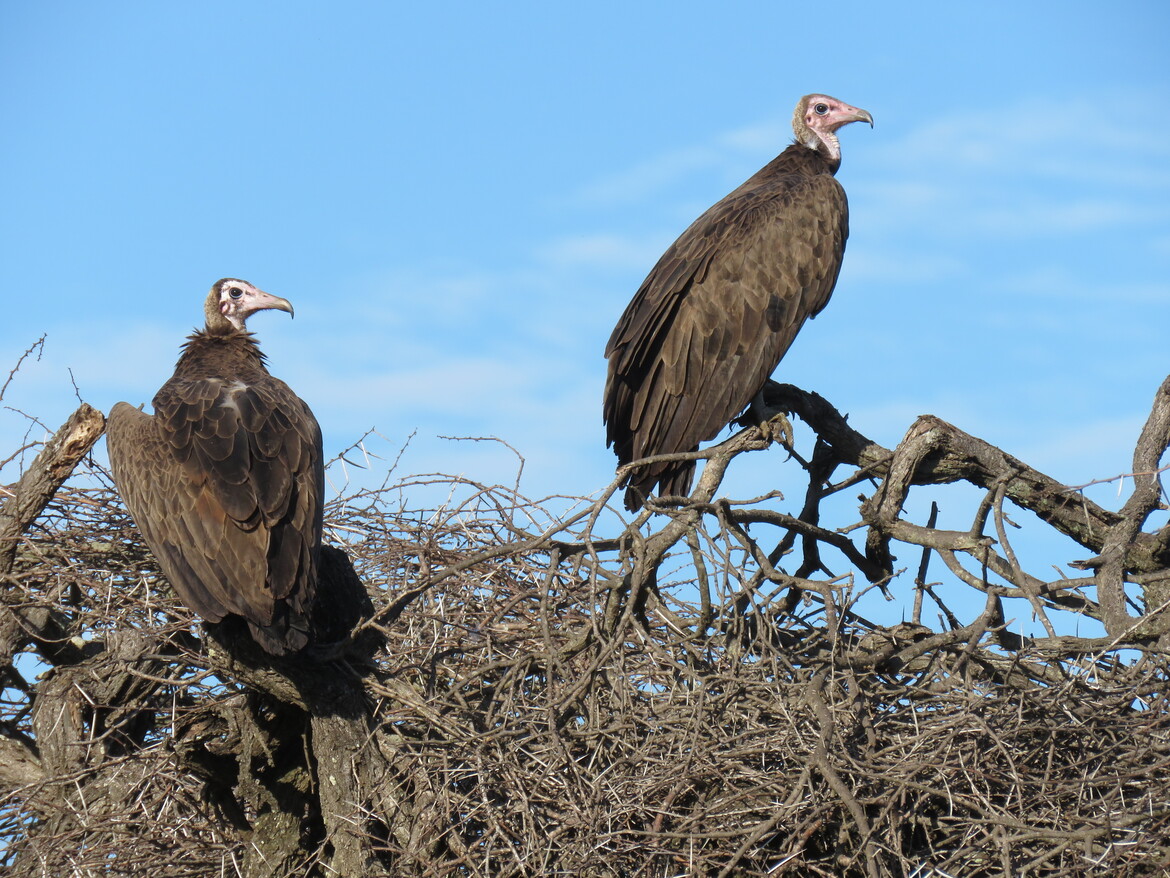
left=604, top=93, right=872, bottom=511
left=107, top=279, right=323, bottom=655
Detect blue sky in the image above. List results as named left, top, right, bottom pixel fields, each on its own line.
left=2, top=0, right=1167, bottom=556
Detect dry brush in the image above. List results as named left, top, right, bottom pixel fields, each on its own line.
left=2, top=377, right=1169, bottom=877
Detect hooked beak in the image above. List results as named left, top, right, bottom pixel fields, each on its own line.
left=841, top=105, right=874, bottom=129
left=246, top=289, right=295, bottom=319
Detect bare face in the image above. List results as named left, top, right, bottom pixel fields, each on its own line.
left=206, top=279, right=294, bottom=331
left=802, top=94, right=874, bottom=136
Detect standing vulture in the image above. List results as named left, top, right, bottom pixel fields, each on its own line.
left=604, top=93, right=872, bottom=511
left=107, top=279, right=323, bottom=655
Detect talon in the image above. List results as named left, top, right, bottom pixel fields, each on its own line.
left=759, top=411, right=795, bottom=449
left=745, top=389, right=795, bottom=449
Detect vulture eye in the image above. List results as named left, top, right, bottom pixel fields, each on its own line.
left=228, top=287, right=244, bottom=299
left=814, top=103, right=830, bottom=115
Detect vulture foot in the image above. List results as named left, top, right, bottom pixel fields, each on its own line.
left=759, top=410, right=795, bottom=449
left=741, top=391, right=795, bottom=450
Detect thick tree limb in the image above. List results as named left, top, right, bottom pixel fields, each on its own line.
left=762, top=381, right=1167, bottom=573
left=1, top=404, right=104, bottom=670
left=1089, top=375, right=1170, bottom=635
left=0, top=403, right=105, bottom=574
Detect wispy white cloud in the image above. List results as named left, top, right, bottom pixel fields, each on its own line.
left=532, top=232, right=669, bottom=273
left=1002, top=266, right=1169, bottom=304
left=965, top=197, right=1168, bottom=235
left=714, top=119, right=790, bottom=154
left=843, top=249, right=966, bottom=284
left=572, top=145, right=724, bottom=206
left=569, top=118, right=791, bottom=209
left=856, top=92, right=1170, bottom=246
left=870, top=95, right=1170, bottom=183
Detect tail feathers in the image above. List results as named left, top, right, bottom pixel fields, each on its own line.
left=622, top=459, right=697, bottom=512
left=246, top=609, right=311, bottom=655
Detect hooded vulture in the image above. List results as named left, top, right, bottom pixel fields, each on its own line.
left=107, top=279, right=323, bottom=655
left=604, top=93, right=872, bottom=511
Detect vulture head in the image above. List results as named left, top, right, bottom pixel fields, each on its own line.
left=203, top=277, right=295, bottom=334
left=793, top=93, right=874, bottom=163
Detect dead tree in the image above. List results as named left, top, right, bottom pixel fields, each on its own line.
left=2, top=375, right=1168, bottom=877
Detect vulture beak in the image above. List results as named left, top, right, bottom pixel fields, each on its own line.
left=247, top=289, right=295, bottom=320
left=841, top=105, right=875, bottom=129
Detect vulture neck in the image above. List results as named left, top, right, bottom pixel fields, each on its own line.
left=801, top=138, right=842, bottom=174
left=751, top=141, right=840, bottom=183
left=177, top=328, right=269, bottom=375
left=809, top=134, right=843, bottom=167
left=792, top=114, right=845, bottom=169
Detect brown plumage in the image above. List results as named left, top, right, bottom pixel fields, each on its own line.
left=107, top=279, right=323, bottom=655
left=604, top=93, right=872, bottom=511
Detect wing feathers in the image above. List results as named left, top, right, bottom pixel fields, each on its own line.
left=604, top=145, right=849, bottom=509
left=108, top=333, right=322, bottom=654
